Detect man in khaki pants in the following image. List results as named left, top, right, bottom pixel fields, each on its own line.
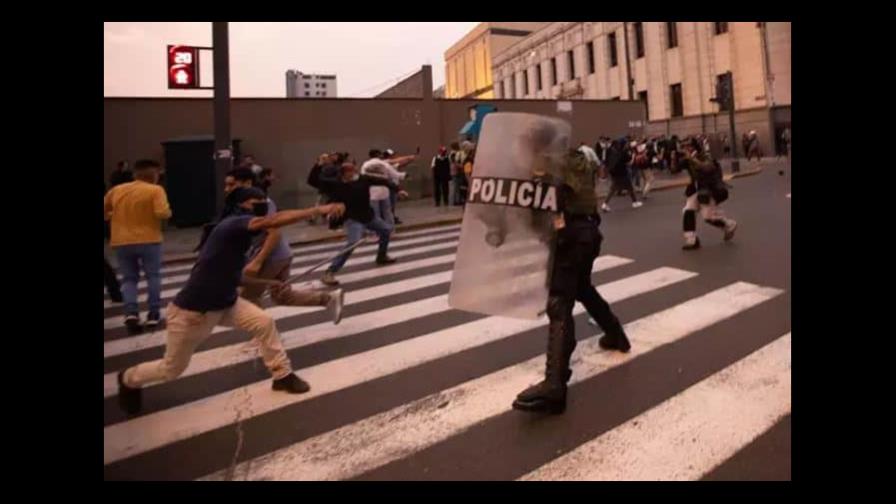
left=117, top=187, right=345, bottom=414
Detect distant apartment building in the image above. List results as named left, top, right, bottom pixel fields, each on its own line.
left=286, top=70, right=338, bottom=98
left=443, top=22, right=548, bottom=99
left=491, top=22, right=790, bottom=153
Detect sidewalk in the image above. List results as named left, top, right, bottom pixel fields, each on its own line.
left=128, top=157, right=775, bottom=265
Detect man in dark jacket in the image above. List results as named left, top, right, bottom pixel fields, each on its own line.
left=601, top=138, right=643, bottom=212
left=310, top=162, right=402, bottom=286
left=431, top=146, right=451, bottom=207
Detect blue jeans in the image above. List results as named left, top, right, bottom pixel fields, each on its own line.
left=389, top=187, right=399, bottom=218
left=116, top=243, right=162, bottom=317
left=328, top=218, right=393, bottom=273
left=371, top=198, right=394, bottom=226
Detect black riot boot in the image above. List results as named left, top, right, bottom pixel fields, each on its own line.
left=513, top=305, right=572, bottom=414
left=598, top=314, right=631, bottom=353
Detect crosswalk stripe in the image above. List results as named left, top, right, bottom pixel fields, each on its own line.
left=102, top=255, right=635, bottom=398
left=154, top=225, right=462, bottom=276
left=197, top=282, right=782, bottom=481
left=519, top=332, right=791, bottom=481
left=104, top=266, right=696, bottom=465
left=104, top=239, right=547, bottom=351
left=152, top=231, right=461, bottom=285
left=103, top=240, right=462, bottom=329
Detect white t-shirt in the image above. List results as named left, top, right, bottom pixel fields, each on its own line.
left=361, top=158, right=406, bottom=200
left=578, top=145, right=599, bottom=166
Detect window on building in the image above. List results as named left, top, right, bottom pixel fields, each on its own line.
left=305, top=92, right=310, bottom=96
left=714, top=22, right=729, bottom=35
left=670, top=83, right=683, bottom=117
left=638, top=90, right=648, bottom=116
left=634, top=22, right=645, bottom=58
left=667, top=22, right=679, bottom=48
left=716, top=73, right=732, bottom=112
left=567, top=50, right=575, bottom=80
left=608, top=33, right=618, bottom=67
left=536, top=63, right=543, bottom=91
left=523, top=69, right=529, bottom=96
left=304, top=83, right=309, bottom=88
left=587, top=41, right=595, bottom=74
left=550, top=58, right=558, bottom=85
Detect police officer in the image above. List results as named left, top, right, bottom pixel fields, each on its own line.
left=513, top=148, right=632, bottom=415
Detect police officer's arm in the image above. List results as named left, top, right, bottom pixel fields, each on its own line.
left=248, top=204, right=345, bottom=232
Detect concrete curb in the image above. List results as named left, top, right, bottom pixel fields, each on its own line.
left=160, top=166, right=763, bottom=266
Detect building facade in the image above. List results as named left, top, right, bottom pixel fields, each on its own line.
left=286, top=70, right=338, bottom=98
left=491, top=22, right=791, bottom=153
left=444, top=22, right=548, bottom=99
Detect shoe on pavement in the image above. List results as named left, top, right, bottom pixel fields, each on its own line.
left=327, top=289, right=344, bottom=325
left=600, top=203, right=612, bottom=212
left=117, top=370, right=142, bottom=414
left=272, top=373, right=311, bottom=394
left=376, top=255, right=397, bottom=265
left=144, top=312, right=162, bottom=330
left=125, top=315, right=144, bottom=336
left=724, top=221, right=738, bottom=242
left=632, top=201, right=643, bottom=208
left=599, top=332, right=632, bottom=353
left=682, top=237, right=702, bottom=250
left=321, top=271, right=340, bottom=286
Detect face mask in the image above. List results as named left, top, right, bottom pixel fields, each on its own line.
left=252, top=201, right=269, bottom=217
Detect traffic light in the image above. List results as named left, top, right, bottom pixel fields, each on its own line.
left=167, top=45, right=199, bottom=89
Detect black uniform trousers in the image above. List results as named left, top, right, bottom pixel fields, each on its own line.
left=547, top=215, right=623, bottom=362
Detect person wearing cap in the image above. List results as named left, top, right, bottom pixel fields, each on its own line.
left=380, top=148, right=417, bottom=224
left=601, top=138, right=643, bottom=212
left=311, top=162, right=403, bottom=286
left=115, top=187, right=345, bottom=414
left=679, top=137, right=737, bottom=250
left=216, top=167, right=344, bottom=320
left=431, top=146, right=451, bottom=207
left=361, top=149, right=406, bottom=226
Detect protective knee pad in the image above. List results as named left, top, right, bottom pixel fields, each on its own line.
left=683, top=210, right=697, bottom=232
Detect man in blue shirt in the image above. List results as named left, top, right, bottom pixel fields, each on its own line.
left=116, top=187, right=345, bottom=414
left=224, top=168, right=344, bottom=318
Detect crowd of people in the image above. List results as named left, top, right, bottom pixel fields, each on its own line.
left=105, top=122, right=789, bottom=415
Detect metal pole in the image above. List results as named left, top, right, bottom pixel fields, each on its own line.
left=622, top=22, right=635, bottom=100
left=212, top=22, right=232, bottom=214
left=727, top=71, right=740, bottom=173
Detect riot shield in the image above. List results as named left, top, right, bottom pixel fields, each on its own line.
left=448, top=112, right=571, bottom=319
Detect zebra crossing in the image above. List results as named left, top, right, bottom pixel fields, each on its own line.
left=102, top=222, right=790, bottom=481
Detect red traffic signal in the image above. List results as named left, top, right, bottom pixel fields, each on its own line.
left=167, top=45, right=199, bottom=89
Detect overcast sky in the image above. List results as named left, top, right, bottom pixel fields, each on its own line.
left=104, top=22, right=479, bottom=98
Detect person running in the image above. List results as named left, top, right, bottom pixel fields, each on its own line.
left=116, top=187, right=345, bottom=414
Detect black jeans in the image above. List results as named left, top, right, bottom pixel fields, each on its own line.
left=433, top=176, right=449, bottom=206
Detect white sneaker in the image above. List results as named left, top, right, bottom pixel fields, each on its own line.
left=327, top=289, right=344, bottom=325
left=724, top=221, right=737, bottom=242
left=632, top=201, right=643, bottom=208
left=600, top=203, right=611, bottom=212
